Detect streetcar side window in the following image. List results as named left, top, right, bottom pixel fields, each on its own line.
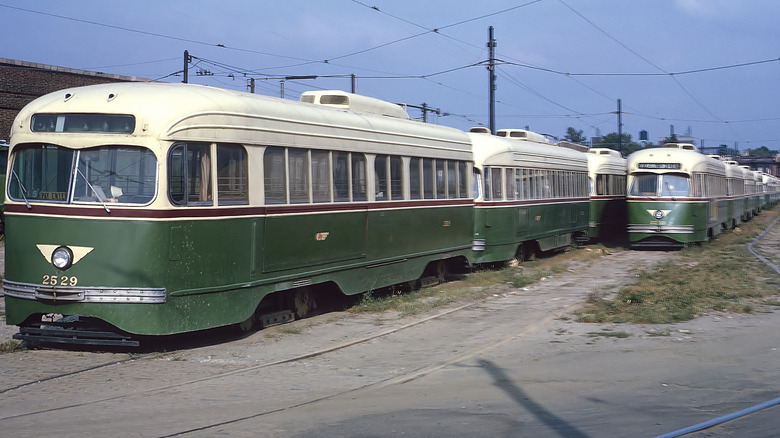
left=447, top=161, right=457, bottom=199
left=312, top=150, right=331, bottom=203
left=423, top=158, right=434, bottom=199
left=491, top=167, right=502, bottom=200
left=288, top=148, right=309, bottom=204
left=459, top=162, right=469, bottom=199
left=375, top=154, right=403, bottom=201
left=263, top=147, right=287, bottom=204
left=217, top=144, right=248, bottom=205
left=505, top=168, right=515, bottom=200
left=333, top=152, right=350, bottom=202
left=390, top=156, right=402, bottom=200
left=410, top=157, right=421, bottom=200
left=436, top=159, right=446, bottom=199
left=352, top=153, right=367, bottom=202
left=375, top=155, right=388, bottom=200
left=169, top=142, right=212, bottom=206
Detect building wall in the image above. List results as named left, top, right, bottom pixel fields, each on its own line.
left=0, top=58, right=147, bottom=141
left=735, top=156, right=780, bottom=177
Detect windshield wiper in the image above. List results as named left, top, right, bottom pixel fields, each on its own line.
left=10, top=169, right=31, bottom=210
left=76, top=167, right=111, bottom=214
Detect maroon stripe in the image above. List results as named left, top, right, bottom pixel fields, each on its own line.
left=475, top=197, right=588, bottom=207
left=589, top=195, right=627, bottom=201
left=5, top=198, right=474, bottom=219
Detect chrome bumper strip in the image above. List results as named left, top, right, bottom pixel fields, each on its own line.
left=628, top=224, right=694, bottom=234
left=2, top=280, right=166, bottom=303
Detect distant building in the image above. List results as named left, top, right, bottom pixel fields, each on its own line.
left=657, top=136, right=696, bottom=146
left=734, top=156, right=780, bottom=177
left=0, top=58, right=147, bottom=141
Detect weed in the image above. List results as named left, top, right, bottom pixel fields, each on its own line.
left=276, top=326, right=303, bottom=335
left=0, top=340, right=25, bottom=353
left=645, top=328, right=671, bottom=337
left=587, top=330, right=631, bottom=339
left=576, top=205, right=780, bottom=325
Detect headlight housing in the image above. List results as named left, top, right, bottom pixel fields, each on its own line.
left=51, top=246, right=73, bottom=271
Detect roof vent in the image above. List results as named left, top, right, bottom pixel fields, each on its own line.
left=663, top=142, right=698, bottom=151
left=300, top=90, right=409, bottom=119
left=496, top=129, right=549, bottom=143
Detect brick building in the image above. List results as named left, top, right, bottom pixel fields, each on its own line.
left=0, top=58, right=147, bottom=141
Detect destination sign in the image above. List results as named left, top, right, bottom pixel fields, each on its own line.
left=638, top=163, right=681, bottom=170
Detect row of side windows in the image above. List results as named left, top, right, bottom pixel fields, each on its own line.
left=167, top=143, right=472, bottom=207
left=482, top=167, right=588, bottom=201
left=169, top=142, right=248, bottom=206
left=592, top=174, right=627, bottom=196
left=692, top=173, right=727, bottom=198
left=264, top=147, right=368, bottom=204
left=265, top=147, right=471, bottom=204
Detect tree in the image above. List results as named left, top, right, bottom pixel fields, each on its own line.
left=592, top=132, right=644, bottom=156
left=746, top=146, right=778, bottom=157
left=659, top=133, right=679, bottom=145
left=563, top=127, right=588, bottom=145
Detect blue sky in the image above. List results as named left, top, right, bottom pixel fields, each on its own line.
left=2, top=0, right=780, bottom=151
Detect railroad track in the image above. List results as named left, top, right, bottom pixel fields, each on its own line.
left=0, top=262, right=601, bottom=437
left=1, top=213, right=778, bottom=436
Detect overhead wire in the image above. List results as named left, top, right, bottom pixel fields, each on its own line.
left=3, top=1, right=778, bottom=145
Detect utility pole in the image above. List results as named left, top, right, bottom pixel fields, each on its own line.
left=183, top=50, right=190, bottom=84
left=617, top=99, right=623, bottom=155
left=487, top=26, right=497, bottom=135
left=351, top=74, right=357, bottom=93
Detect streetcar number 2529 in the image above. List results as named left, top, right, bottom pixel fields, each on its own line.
left=42, top=275, right=78, bottom=286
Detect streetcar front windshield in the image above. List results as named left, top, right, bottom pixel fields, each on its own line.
left=9, top=144, right=157, bottom=205
left=629, top=173, right=690, bottom=197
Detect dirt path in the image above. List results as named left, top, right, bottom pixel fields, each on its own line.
left=1, top=225, right=780, bottom=436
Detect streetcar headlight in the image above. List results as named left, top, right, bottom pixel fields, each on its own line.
left=51, top=246, right=73, bottom=271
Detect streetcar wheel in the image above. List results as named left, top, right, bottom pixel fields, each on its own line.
left=290, top=287, right=317, bottom=319
left=519, top=243, right=537, bottom=262
left=238, top=314, right=255, bottom=332
left=435, top=260, right=447, bottom=283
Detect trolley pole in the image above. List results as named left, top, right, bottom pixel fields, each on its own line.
left=617, top=99, right=623, bottom=155
left=487, top=26, right=497, bottom=135
left=183, top=50, right=190, bottom=84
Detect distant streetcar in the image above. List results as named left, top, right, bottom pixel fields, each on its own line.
left=0, top=139, right=7, bottom=234
left=627, top=143, right=731, bottom=247
left=470, top=128, right=589, bottom=263
left=585, top=148, right=626, bottom=240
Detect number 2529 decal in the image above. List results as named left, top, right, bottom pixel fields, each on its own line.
left=42, top=275, right=78, bottom=286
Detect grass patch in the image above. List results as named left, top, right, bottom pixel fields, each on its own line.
left=0, top=340, right=25, bottom=353
left=577, top=206, right=780, bottom=324
left=348, top=245, right=615, bottom=318
left=346, top=207, right=780, bottom=326
left=587, top=330, right=631, bottom=338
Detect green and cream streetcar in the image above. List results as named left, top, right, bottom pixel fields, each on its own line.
left=470, top=128, right=589, bottom=264
left=4, top=83, right=474, bottom=345
left=586, top=148, right=626, bottom=240
left=626, top=143, right=728, bottom=248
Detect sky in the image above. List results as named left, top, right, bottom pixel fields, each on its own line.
left=2, top=0, right=780, bottom=152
